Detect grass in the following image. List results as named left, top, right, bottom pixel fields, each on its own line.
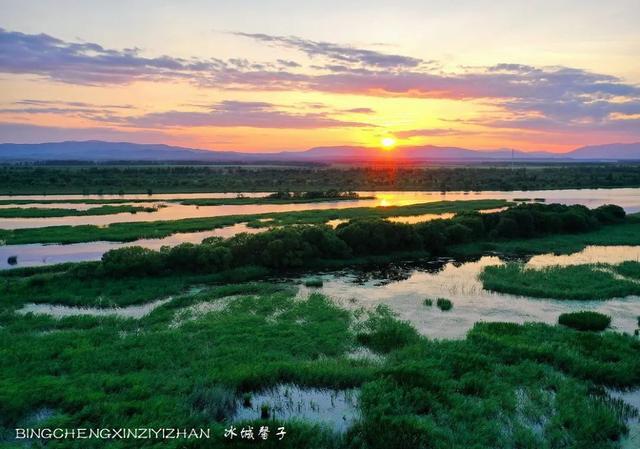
left=436, top=298, right=453, bottom=311
left=0, top=204, right=157, bottom=218
left=1, top=276, right=639, bottom=448
left=0, top=263, right=272, bottom=308
left=480, top=263, right=640, bottom=300
left=0, top=199, right=508, bottom=245
left=559, top=311, right=611, bottom=331
left=355, top=306, right=421, bottom=353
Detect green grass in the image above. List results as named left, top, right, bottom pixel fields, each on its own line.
left=1, top=279, right=639, bottom=448
left=0, top=264, right=271, bottom=308
left=559, top=311, right=611, bottom=331
left=0, top=199, right=508, bottom=245
left=355, top=306, right=421, bottom=353
left=0, top=204, right=157, bottom=218
left=480, top=263, right=640, bottom=300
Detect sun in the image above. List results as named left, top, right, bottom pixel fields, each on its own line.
left=381, top=137, right=396, bottom=149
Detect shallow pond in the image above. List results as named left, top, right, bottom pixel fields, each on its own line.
left=233, top=384, right=359, bottom=433
left=608, top=389, right=640, bottom=449
left=297, top=246, right=640, bottom=339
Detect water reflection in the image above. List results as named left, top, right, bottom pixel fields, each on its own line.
left=233, top=384, right=359, bottom=433
left=3, top=187, right=640, bottom=230
left=296, top=246, right=640, bottom=339
left=0, top=223, right=262, bottom=269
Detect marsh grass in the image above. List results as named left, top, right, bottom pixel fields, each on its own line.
left=558, top=311, right=611, bottom=331
left=480, top=263, right=640, bottom=300
left=0, top=199, right=507, bottom=245
left=0, top=264, right=271, bottom=308
left=0, top=205, right=156, bottom=218
left=355, top=306, right=421, bottom=353
left=1, top=286, right=640, bottom=448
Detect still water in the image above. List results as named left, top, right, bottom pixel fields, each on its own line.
left=0, top=223, right=261, bottom=269
left=2, top=188, right=640, bottom=229
left=296, top=246, right=640, bottom=340
left=2, top=188, right=640, bottom=269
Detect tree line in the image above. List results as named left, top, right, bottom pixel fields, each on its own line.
left=92, top=203, right=626, bottom=277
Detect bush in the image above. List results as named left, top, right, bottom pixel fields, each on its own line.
left=101, top=246, right=164, bottom=276
left=304, top=278, right=323, bottom=287
left=436, top=298, right=453, bottom=311
left=558, top=311, right=611, bottom=331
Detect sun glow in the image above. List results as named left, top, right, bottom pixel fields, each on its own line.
left=381, top=137, right=396, bottom=149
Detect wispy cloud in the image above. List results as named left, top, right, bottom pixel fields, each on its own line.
left=395, top=128, right=473, bottom=138
left=233, top=32, right=426, bottom=69
left=0, top=28, right=639, bottom=139
left=94, top=100, right=373, bottom=129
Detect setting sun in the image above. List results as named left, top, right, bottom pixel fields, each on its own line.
left=381, top=137, right=396, bottom=149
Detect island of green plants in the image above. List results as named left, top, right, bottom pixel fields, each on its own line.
left=481, top=261, right=640, bottom=300
left=0, top=204, right=158, bottom=218
left=559, top=311, right=611, bottom=331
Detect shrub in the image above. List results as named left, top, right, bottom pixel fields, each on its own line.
left=436, top=298, right=453, bottom=311
left=558, top=311, right=611, bottom=331
left=304, top=278, right=323, bottom=287
left=423, top=298, right=433, bottom=307
left=101, top=246, right=163, bottom=276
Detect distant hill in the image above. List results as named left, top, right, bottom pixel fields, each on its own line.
left=0, top=140, right=639, bottom=162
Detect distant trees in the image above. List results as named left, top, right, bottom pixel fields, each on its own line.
left=98, top=203, right=626, bottom=277
left=5, top=164, right=640, bottom=194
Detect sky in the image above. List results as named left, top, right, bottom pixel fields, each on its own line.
left=0, top=0, right=639, bottom=152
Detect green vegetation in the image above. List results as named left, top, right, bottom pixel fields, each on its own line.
left=0, top=204, right=158, bottom=218
left=436, top=298, right=453, bottom=311
left=2, top=279, right=639, bottom=448
left=0, top=199, right=508, bottom=244
left=559, top=311, right=611, bottom=331
left=181, top=190, right=370, bottom=206
left=481, top=263, right=640, bottom=300
left=3, top=164, right=640, bottom=193
left=355, top=306, right=421, bottom=353
left=423, top=298, right=433, bottom=306
left=59, top=203, right=628, bottom=281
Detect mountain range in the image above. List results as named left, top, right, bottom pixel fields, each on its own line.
left=1, top=141, right=639, bottom=162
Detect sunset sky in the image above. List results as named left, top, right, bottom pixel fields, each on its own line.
left=1, top=0, right=639, bottom=152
